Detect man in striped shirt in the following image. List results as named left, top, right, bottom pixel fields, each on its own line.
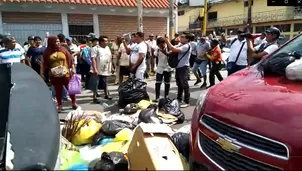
left=0, top=36, right=25, bottom=64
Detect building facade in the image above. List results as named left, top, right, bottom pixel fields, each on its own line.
left=183, top=0, right=302, bottom=42
left=0, top=0, right=173, bottom=43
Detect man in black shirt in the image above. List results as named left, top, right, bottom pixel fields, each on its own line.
left=57, top=33, right=73, bottom=54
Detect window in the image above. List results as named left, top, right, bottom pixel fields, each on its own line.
left=273, top=24, right=290, bottom=32
left=208, top=12, right=217, bottom=20
left=294, top=23, right=302, bottom=32
left=68, top=25, right=93, bottom=41
left=228, top=28, right=238, bottom=35
left=178, top=11, right=185, bottom=16
left=268, top=35, right=302, bottom=60
left=244, top=0, right=254, bottom=7
left=255, top=25, right=271, bottom=33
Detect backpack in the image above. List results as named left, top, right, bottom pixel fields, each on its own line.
left=168, top=45, right=191, bottom=68
left=81, top=46, right=91, bottom=65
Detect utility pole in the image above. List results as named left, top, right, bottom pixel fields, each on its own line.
left=247, top=0, right=252, bottom=32
left=169, top=0, right=174, bottom=39
left=202, top=0, right=208, bottom=36
left=137, top=0, right=143, bottom=32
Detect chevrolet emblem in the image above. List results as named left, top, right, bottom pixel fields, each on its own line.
left=216, top=137, right=241, bottom=153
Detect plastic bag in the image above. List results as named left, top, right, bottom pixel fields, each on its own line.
left=68, top=164, right=88, bottom=170
left=261, top=56, right=296, bottom=76
left=113, top=128, right=133, bottom=142
left=101, top=141, right=130, bottom=153
left=286, top=60, right=302, bottom=80
left=92, top=132, right=115, bottom=146
left=60, top=149, right=84, bottom=170
left=101, top=120, right=135, bottom=136
left=158, top=98, right=185, bottom=123
left=79, top=145, right=103, bottom=164
left=138, top=104, right=163, bottom=124
left=137, top=100, right=152, bottom=110
left=92, top=152, right=129, bottom=171
left=118, top=79, right=150, bottom=107
left=68, top=74, right=82, bottom=95
left=65, top=107, right=106, bottom=123
left=71, top=120, right=102, bottom=145
left=123, top=103, right=139, bottom=115
left=171, top=132, right=190, bottom=161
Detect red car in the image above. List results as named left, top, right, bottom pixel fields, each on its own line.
left=190, top=34, right=302, bottom=170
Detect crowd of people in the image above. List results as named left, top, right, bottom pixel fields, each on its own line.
left=0, top=26, right=281, bottom=111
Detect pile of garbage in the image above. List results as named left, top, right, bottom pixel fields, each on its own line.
left=60, top=104, right=190, bottom=170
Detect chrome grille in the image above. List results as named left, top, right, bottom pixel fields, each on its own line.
left=201, top=115, right=288, bottom=159
left=199, top=132, right=282, bottom=171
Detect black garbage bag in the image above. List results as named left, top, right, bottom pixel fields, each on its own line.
left=138, top=104, right=163, bottom=124
left=171, top=132, right=190, bottom=161
left=118, top=79, right=150, bottom=107
left=91, top=132, right=114, bottom=146
left=91, top=152, right=129, bottom=171
left=261, top=55, right=296, bottom=76
left=101, top=120, right=135, bottom=136
left=158, top=98, right=185, bottom=124
left=123, top=103, right=138, bottom=115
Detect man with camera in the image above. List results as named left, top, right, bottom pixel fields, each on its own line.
left=247, top=27, right=280, bottom=65
left=223, top=30, right=249, bottom=76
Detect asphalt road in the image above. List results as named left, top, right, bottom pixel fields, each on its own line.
left=59, top=70, right=228, bottom=129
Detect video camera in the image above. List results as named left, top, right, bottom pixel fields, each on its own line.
left=240, top=33, right=253, bottom=39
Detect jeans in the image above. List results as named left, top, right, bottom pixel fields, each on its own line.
left=192, top=60, right=208, bottom=76
left=155, top=71, right=172, bottom=99
left=51, top=85, right=69, bottom=100
left=176, top=66, right=190, bottom=104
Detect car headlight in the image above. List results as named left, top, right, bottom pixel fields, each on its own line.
left=195, top=92, right=208, bottom=114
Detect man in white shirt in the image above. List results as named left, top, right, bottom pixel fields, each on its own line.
left=225, top=30, right=249, bottom=76
left=0, top=36, right=25, bottom=64
left=117, top=38, right=130, bottom=84
left=66, top=36, right=80, bottom=66
left=254, top=32, right=267, bottom=46
left=90, top=37, right=112, bottom=103
left=248, top=27, right=280, bottom=65
left=123, top=32, right=147, bottom=81
left=145, top=34, right=157, bottom=76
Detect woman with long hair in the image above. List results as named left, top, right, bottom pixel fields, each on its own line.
left=40, top=36, right=78, bottom=112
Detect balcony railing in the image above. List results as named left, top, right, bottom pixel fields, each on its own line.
left=188, top=8, right=302, bottom=29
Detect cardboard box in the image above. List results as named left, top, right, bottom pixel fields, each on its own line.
left=127, top=123, right=189, bottom=170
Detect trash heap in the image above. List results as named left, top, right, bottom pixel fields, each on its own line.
left=60, top=78, right=191, bottom=170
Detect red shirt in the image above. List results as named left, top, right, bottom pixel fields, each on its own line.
left=210, top=46, right=222, bottom=62
left=79, top=44, right=87, bottom=51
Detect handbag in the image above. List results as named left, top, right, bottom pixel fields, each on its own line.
left=226, top=41, right=245, bottom=71
left=168, top=45, right=191, bottom=68
left=68, top=74, right=82, bottom=95
left=50, top=65, right=68, bottom=77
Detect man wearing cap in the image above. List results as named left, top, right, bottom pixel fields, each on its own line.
left=222, top=29, right=249, bottom=76
left=248, top=27, right=280, bottom=65
left=66, top=36, right=80, bottom=67
left=145, top=33, right=157, bottom=76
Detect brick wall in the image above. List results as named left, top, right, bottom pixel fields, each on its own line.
left=2, top=12, right=61, bottom=24
left=98, top=15, right=167, bottom=39
left=67, top=14, right=93, bottom=25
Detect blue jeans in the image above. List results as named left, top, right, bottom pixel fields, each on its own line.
left=51, top=85, right=68, bottom=100
left=192, top=60, right=208, bottom=76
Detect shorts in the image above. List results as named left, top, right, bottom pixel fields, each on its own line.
left=192, top=60, right=208, bottom=76
left=89, top=74, right=108, bottom=91
left=120, top=66, right=130, bottom=76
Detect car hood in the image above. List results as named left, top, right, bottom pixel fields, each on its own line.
left=204, top=66, right=302, bottom=154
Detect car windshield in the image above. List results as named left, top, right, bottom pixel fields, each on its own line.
left=269, top=35, right=302, bottom=59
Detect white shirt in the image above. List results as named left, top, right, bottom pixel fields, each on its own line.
left=91, top=45, right=112, bottom=76
left=118, top=44, right=130, bottom=66
left=254, top=37, right=267, bottom=46
left=111, top=42, right=119, bottom=59
left=254, top=42, right=279, bottom=55
left=0, top=45, right=25, bottom=64
left=154, top=46, right=171, bottom=74
left=145, top=39, right=156, bottom=53
left=190, top=41, right=198, bottom=56
left=130, top=42, right=147, bottom=71
left=69, top=43, right=79, bottom=65
left=228, top=38, right=248, bottom=66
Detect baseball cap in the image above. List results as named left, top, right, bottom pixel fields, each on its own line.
left=265, top=27, right=280, bottom=38
left=66, top=36, right=72, bottom=41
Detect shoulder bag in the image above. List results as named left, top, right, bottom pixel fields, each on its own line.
left=168, top=45, right=191, bottom=68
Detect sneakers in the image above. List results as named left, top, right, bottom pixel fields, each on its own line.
left=180, top=102, right=189, bottom=108
left=200, top=83, right=207, bottom=88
